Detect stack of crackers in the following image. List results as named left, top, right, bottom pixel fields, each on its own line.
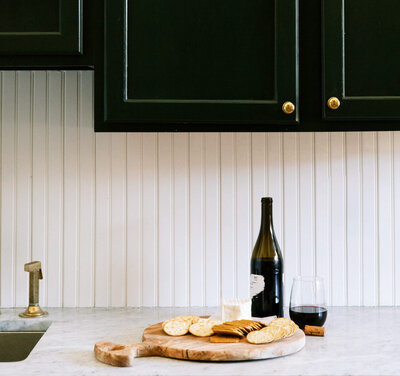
left=247, top=318, right=298, bottom=344
left=211, top=320, right=266, bottom=337
left=162, top=315, right=298, bottom=345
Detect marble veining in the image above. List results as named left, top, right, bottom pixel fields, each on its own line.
left=0, top=319, right=51, bottom=332
left=0, top=307, right=398, bottom=375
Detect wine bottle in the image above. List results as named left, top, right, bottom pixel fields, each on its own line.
left=250, top=197, right=284, bottom=317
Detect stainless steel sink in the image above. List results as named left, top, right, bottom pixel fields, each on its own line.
left=0, top=320, right=51, bottom=362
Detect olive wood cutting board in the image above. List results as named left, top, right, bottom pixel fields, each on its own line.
left=94, top=321, right=305, bottom=367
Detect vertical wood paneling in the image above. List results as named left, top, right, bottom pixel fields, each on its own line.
left=63, top=72, right=79, bottom=306
left=1, top=72, right=17, bottom=307
left=189, top=134, right=205, bottom=306
left=158, top=134, right=173, bottom=307
left=314, top=133, right=331, bottom=305
left=32, top=71, right=47, bottom=304
left=361, top=132, right=378, bottom=306
left=173, top=134, right=189, bottom=306
left=14, top=71, right=32, bottom=307
left=141, top=134, right=158, bottom=306
left=78, top=71, right=95, bottom=307
left=377, top=132, right=394, bottom=305
left=283, top=133, right=299, bottom=306
left=95, top=134, right=111, bottom=307
left=204, top=134, right=220, bottom=306
left=251, top=133, right=266, bottom=243
left=46, top=71, right=63, bottom=307
left=330, top=133, right=347, bottom=305
left=236, top=133, right=251, bottom=299
left=298, top=133, right=315, bottom=277
left=1, top=71, right=400, bottom=308
left=220, top=133, right=236, bottom=299
left=346, top=133, right=362, bottom=306
left=110, top=134, right=127, bottom=307
left=266, top=133, right=283, bottom=245
left=126, top=134, right=142, bottom=306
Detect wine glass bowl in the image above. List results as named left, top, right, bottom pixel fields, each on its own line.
left=289, top=276, right=327, bottom=329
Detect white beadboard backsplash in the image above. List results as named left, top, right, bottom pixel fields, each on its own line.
left=0, top=71, right=399, bottom=308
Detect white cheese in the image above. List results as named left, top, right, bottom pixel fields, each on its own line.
left=221, top=299, right=252, bottom=321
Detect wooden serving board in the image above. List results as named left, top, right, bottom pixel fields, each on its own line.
left=94, top=322, right=306, bottom=367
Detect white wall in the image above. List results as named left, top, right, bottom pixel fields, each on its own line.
left=0, top=71, right=399, bottom=308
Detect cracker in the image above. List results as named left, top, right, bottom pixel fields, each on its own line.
left=280, top=323, right=294, bottom=338
left=162, top=315, right=201, bottom=329
left=175, top=315, right=200, bottom=323
left=163, top=320, right=190, bottom=336
left=212, top=320, right=266, bottom=337
left=210, top=335, right=240, bottom=343
left=188, top=319, right=222, bottom=337
left=269, top=318, right=293, bottom=327
left=188, top=316, right=202, bottom=324
left=189, top=322, right=215, bottom=337
left=268, top=318, right=297, bottom=339
left=247, top=329, right=274, bottom=344
left=264, top=325, right=285, bottom=341
left=212, top=326, right=244, bottom=337
left=286, top=323, right=298, bottom=337
left=246, top=317, right=298, bottom=344
left=162, top=318, right=173, bottom=329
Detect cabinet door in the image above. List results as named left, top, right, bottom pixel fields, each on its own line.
left=0, top=0, right=82, bottom=55
left=100, top=0, right=298, bottom=131
left=322, top=0, right=400, bottom=120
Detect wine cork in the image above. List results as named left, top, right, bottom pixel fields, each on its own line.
left=304, top=325, right=325, bottom=336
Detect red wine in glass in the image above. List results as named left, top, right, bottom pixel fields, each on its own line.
left=289, top=305, right=327, bottom=329
left=289, top=276, right=327, bottom=329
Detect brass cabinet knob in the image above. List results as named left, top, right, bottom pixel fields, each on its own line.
left=282, top=101, right=295, bottom=114
left=327, top=97, right=340, bottom=110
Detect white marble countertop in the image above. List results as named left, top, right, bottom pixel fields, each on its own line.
left=0, top=307, right=398, bottom=376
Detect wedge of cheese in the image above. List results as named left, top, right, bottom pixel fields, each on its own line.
left=221, top=299, right=251, bottom=322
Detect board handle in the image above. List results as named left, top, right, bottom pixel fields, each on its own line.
left=94, top=340, right=155, bottom=367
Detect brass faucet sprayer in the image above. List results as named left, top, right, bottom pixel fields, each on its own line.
left=19, top=261, right=48, bottom=318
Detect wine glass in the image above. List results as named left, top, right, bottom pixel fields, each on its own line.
left=289, top=276, right=327, bottom=329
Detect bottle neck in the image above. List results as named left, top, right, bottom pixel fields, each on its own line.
left=260, top=201, right=274, bottom=234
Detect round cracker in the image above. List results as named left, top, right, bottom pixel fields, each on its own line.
left=268, top=318, right=297, bottom=339
left=175, top=315, right=200, bottom=323
left=189, top=320, right=223, bottom=337
left=269, top=318, right=293, bottom=327
left=247, top=329, right=274, bottom=344
left=280, top=323, right=293, bottom=337
left=189, top=322, right=214, bottom=337
left=207, top=319, right=223, bottom=327
left=289, top=323, right=297, bottom=336
left=264, top=325, right=285, bottom=341
left=162, top=318, right=173, bottom=329
left=163, top=320, right=190, bottom=336
left=162, top=315, right=200, bottom=329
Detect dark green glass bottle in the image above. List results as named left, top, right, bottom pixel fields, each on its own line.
left=250, top=197, right=284, bottom=317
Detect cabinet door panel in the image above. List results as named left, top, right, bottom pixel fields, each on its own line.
left=322, top=0, right=400, bottom=120
left=0, top=0, right=83, bottom=55
left=101, top=0, right=298, bottom=130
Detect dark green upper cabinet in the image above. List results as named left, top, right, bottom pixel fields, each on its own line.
left=98, top=0, right=298, bottom=131
left=3, top=0, right=400, bottom=131
left=322, top=0, right=400, bottom=120
left=0, top=0, right=83, bottom=55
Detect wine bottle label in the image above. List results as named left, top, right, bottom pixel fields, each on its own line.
left=250, top=274, right=265, bottom=297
